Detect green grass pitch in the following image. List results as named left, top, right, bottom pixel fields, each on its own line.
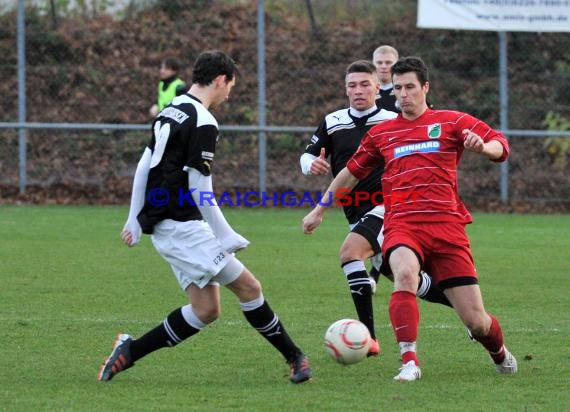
left=1, top=206, right=569, bottom=411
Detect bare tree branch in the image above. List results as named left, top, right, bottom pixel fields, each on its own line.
left=304, top=0, right=321, bottom=39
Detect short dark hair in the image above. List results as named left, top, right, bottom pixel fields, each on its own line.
left=192, top=50, right=238, bottom=86
left=162, top=57, right=181, bottom=72
left=346, top=59, right=377, bottom=77
left=391, top=56, right=429, bottom=85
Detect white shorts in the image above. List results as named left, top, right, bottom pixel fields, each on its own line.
left=151, top=219, right=244, bottom=290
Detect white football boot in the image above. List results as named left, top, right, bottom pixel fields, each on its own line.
left=393, top=360, right=422, bottom=381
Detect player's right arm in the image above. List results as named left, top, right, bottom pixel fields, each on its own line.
left=303, top=123, right=382, bottom=234
left=300, top=120, right=331, bottom=176
left=121, top=147, right=151, bottom=247
left=302, top=167, right=359, bottom=234
left=300, top=148, right=330, bottom=175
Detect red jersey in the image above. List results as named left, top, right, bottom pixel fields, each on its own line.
left=346, top=109, right=509, bottom=225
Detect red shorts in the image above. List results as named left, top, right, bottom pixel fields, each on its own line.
left=382, top=221, right=477, bottom=288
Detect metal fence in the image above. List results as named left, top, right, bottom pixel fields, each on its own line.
left=1, top=0, right=569, bottom=211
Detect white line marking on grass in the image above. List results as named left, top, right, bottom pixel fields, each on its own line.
left=0, top=317, right=563, bottom=334
left=376, top=322, right=562, bottom=333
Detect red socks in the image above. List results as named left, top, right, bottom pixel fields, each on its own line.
left=389, top=291, right=420, bottom=365
left=472, top=313, right=505, bottom=364
left=389, top=293, right=506, bottom=366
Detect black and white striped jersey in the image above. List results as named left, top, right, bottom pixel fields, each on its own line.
left=303, top=106, right=397, bottom=224
left=138, top=94, right=217, bottom=234
left=376, top=87, right=399, bottom=113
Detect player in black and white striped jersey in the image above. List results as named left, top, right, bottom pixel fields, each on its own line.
left=98, top=50, right=311, bottom=384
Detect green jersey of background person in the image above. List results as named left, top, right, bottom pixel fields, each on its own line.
left=149, top=56, right=187, bottom=117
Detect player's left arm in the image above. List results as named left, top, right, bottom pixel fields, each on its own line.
left=461, top=115, right=509, bottom=162
left=463, top=130, right=506, bottom=160
left=185, top=124, right=249, bottom=253
left=187, top=169, right=249, bottom=253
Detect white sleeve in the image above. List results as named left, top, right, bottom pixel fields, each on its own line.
left=379, top=108, right=399, bottom=120
left=122, top=147, right=151, bottom=245
left=300, top=153, right=317, bottom=175
left=188, top=168, right=249, bottom=253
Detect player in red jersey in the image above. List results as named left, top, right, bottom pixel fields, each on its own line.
left=302, top=56, right=517, bottom=381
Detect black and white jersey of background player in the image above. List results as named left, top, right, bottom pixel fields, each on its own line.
left=300, top=106, right=397, bottom=285
left=301, top=107, right=396, bottom=225
left=137, top=96, right=214, bottom=233
left=376, top=87, right=399, bottom=113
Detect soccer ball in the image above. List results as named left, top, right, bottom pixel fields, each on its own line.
left=324, top=319, right=371, bottom=365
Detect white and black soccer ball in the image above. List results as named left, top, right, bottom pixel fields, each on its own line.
left=324, top=318, right=371, bottom=365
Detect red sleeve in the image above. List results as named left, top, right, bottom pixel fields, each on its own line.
left=346, top=128, right=384, bottom=180
left=459, top=113, right=510, bottom=162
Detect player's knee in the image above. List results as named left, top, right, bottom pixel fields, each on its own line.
left=246, top=277, right=262, bottom=297
left=195, top=304, right=221, bottom=324
left=463, top=313, right=490, bottom=336
left=393, top=267, right=419, bottom=292
left=203, top=309, right=221, bottom=324
left=238, top=275, right=263, bottom=301
left=227, top=267, right=263, bottom=301
left=339, top=243, right=367, bottom=264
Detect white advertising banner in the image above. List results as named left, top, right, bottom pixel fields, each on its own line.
left=418, top=0, right=570, bottom=32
